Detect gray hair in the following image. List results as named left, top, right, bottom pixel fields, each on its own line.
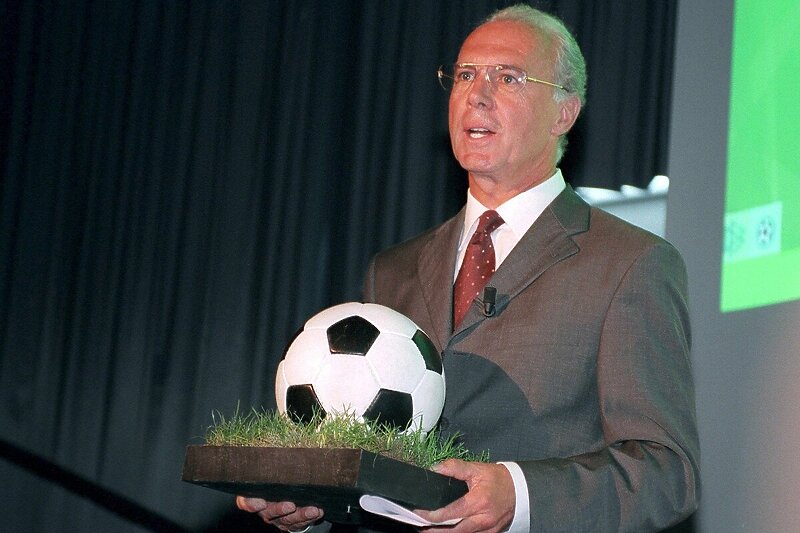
left=485, top=4, right=587, bottom=160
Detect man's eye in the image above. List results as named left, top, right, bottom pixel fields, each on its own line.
left=456, top=70, right=475, bottom=82
left=498, top=73, right=519, bottom=85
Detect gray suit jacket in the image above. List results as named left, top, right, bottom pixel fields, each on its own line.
left=362, top=186, right=700, bottom=532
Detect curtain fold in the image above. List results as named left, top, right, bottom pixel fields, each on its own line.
left=0, top=1, right=677, bottom=530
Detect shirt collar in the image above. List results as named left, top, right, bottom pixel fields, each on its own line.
left=459, top=169, right=567, bottom=251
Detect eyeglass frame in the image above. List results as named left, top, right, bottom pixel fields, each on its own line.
left=437, top=62, right=568, bottom=93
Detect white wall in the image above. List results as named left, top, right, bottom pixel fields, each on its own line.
left=578, top=180, right=668, bottom=237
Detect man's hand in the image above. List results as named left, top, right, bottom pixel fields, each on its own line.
left=414, top=459, right=515, bottom=533
left=236, top=497, right=323, bottom=531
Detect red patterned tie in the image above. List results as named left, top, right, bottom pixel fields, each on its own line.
left=453, top=210, right=505, bottom=327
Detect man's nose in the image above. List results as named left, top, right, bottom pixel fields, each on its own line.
left=466, top=73, right=495, bottom=108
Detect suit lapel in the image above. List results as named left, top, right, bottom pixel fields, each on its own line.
left=415, top=210, right=465, bottom=349
left=453, top=186, right=591, bottom=334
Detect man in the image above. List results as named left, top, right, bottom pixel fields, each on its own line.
left=239, top=5, right=699, bottom=532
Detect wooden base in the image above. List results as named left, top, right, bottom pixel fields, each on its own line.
left=182, top=446, right=468, bottom=524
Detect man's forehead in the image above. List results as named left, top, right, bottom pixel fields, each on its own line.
left=457, top=20, right=553, bottom=67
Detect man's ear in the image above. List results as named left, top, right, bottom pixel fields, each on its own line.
left=552, top=95, right=581, bottom=136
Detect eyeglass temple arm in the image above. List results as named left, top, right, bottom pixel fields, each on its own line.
left=526, top=76, right=566, bottom=91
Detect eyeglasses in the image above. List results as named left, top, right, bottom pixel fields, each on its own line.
left=437, top=63, right=567, bottom=93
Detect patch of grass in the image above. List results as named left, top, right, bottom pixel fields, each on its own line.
left=204, top=408, right=488, bottom=469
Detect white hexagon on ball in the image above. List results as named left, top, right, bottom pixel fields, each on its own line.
left=366, top=334, right=426, bottom=392
left=313, top=354, right=381, bottom=416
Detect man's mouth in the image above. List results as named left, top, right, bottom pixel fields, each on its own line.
left=467, top=127, right=493, bottom=139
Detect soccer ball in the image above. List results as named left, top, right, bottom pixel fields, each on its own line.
left=275, top=302, right=445, bottom=434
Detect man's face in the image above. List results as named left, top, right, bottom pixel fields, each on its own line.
left=448, top=20, right=574, bottom=189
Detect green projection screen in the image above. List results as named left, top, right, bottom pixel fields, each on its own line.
left=721, top=0, right=800, bottom=312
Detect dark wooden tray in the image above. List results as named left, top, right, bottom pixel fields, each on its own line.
left=182, top=446, right=468, bottom=524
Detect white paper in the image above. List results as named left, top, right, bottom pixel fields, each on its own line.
left=358, top=494, right=463, bottom=527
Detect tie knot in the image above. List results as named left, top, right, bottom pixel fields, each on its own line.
left=472, top=210, right=504, bottom=241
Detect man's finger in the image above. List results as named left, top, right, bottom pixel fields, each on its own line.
left=236, top=496, right=268, bottom=513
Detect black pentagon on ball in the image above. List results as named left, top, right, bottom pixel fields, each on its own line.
left=285, top=384, right=326, bottom=424
left=412, top=329, right=443, bottom=374
left=326, top=315, right=380, bottom=355
left=363, top=389, right=414, bottom=430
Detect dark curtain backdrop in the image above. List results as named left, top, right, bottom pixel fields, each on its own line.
left=0, top=1, right=676, bottom=531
